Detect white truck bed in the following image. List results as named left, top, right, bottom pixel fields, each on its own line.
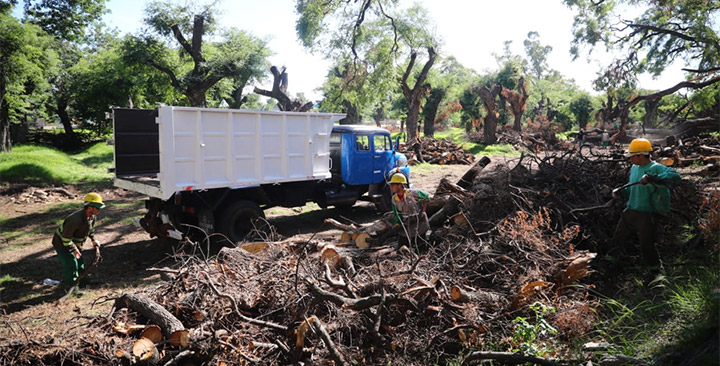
left=113, top=106, right=345, bottom=200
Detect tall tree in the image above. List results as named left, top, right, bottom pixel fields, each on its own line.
left=501, top=76, right=529, bottom=131
left=565, top=0, right=720, bottom=132
left=523, top=31, right=552, bottom=80
left=123, top=1, right=269, bottom=107
left=401, top=47, right=435, bottom=141
left=0, top=10, right=57, bottom=152
left=422, top=87, right=445, bottom=137
left=296, top=1, right=439, bottom=135
left=472, top=84, right=501, bottom=144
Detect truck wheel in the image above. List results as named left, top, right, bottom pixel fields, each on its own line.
left=375, top=184, right=393, bottom=212
left=217, top=201, right=266, bottom=244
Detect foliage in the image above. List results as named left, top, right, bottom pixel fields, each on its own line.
left=595, top=266, right=719, bottom=363
left=122, top=0, right=270, bottom=107
left=512, top=301, right=558, bottom=356
left=0, top=142, right=112, bottom=184
left=0, top=11, right=58, bottom=151
left=565, top=0, right=719, bottom=76
left=20, top=0, right=108, bottom=41
left=569, top=92, right=593, bottom=129
left=296, top=0, right=438, bottom=132
left=523, top=31, right=553, bottom=80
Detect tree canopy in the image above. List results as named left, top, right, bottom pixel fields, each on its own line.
left=123, top=1, right=270, bottom=107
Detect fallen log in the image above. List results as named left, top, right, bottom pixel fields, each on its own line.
left=457, top=156, right=492, bottom=189
left=114, top=293, right=189, bottom=347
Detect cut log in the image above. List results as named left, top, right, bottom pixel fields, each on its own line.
left=240, top=241, right=269, bottom=254
left=132, top=337, right=160, bottom=365
left=428, top=196, right=462, bottom=228
left=140, top=325, right=163, bottom=344
left=355, top=232, right=371, bottom=249
left=114, top=293, right=188, bottom=346
left=450, top=286, right=504, bottom=305
left=457, top=156, right=491, bottom=189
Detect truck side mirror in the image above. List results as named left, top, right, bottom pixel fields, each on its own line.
left=394, top=136, right=400, bottom=152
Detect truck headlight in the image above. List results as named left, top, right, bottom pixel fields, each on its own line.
left=396, top=154, right=408, bottom=167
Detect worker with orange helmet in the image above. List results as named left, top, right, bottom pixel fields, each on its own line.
left=51, top=192, right=105, bottom=288
left=388, top=172, right=430, bottom=246
left=612, top=138, right=681, bottom=270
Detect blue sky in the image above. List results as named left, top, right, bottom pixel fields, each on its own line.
left=33, top=0, right=691, bottom=101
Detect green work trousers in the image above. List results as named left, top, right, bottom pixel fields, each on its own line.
left=612, top=208, right=661, bottom=268
left=53, top=245, right=88, bottom=287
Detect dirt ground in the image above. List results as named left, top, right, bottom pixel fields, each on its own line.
left=0, top=156, right=516, bottom=343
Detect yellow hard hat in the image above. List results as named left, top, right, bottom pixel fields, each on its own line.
left=389, top=173, right=408, bottom=184
left=627, top=138, right=652, bottom=156
left=84, top=192, right=105, bottom=209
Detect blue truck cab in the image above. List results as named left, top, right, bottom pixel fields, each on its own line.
left=323, top=125, right=410, bottom=211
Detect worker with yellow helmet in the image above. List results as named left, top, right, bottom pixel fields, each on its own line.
left=612, top=138, right=681, bottom=270
left=388, top=172, right=430, bottom=246
left=51, top=192, right=105, bottom=288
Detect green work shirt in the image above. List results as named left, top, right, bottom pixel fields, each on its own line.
left=622, top=161, right=681, bottom=215
left=52, top=208, right=97, bottom=250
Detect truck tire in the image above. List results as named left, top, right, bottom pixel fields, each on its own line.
left=375, top=184, right=393, bottom=212
left=217, top=200, right=266, bottom=244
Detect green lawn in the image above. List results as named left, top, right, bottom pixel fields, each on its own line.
left=0, top=143, right=113, bottom=185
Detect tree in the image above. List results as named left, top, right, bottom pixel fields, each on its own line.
left=421, top=87, right=445, bottom=137
left=296, top=1, right=439, bottom=136
left=472, top=84, right=501, bottom=144
left=569, top=93, right=593, bottom=130
left=565, top=0, right=720, bottom=132
left=523, top=31, right=552, bottom=80
left=123, top=1, right=269, bottom=107
left=501, top=76, right=529, bottom=131
left=401, top=47, right=435, bottom=141
left=0, top=11, right=57, bottom=152
left=254, top=66, right=313, bottom=112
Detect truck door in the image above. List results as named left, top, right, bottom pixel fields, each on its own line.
left=372, top=134, right=392, bottom=183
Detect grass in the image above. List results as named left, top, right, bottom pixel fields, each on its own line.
left=592, top=265, right=719, bottom=363
left=0, top=143, right=113, bottom=185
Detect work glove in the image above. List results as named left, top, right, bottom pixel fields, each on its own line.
left=70, top=244, right=81, bottom=259
left=640, top=174, right=656, bottom=185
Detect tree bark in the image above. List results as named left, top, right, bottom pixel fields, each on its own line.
left=254, top=66, right=313, bottom=112
left=114, top=293, right=188, bottom=345
left=401, top=47, right=436, bottom=141
left=423, top=87, right=445, bottom=137
left=501, top=77, right=529, bottom=132
left=340, top=100, right=361, bottom=124
left=472, top=84, right=501, bottom=144
left=643, top=97, right=660, bottom=128
left=56, top=96, right=78, bottom=146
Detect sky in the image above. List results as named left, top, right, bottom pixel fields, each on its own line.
left=101, top=0, right=685, bottom=101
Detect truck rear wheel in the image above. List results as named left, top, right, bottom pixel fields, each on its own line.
left=217, top=201, right=266, bottom=244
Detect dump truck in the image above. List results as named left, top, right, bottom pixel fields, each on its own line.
left=112, top=105, right=410, bottom=243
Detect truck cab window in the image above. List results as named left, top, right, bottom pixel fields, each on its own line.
left=374, top=135, right=390, bottom=152
left=330, top=132, right=342, bottom=146
left=356, top=135, right=370, bottom=151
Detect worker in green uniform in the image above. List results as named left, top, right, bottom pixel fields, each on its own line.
left=612, top=138, right=681, bottom=270
left=52, top=192, right=105, bottom=287
left=389, top=173, right=430, bottom=246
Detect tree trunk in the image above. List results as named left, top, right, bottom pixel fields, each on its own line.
left=501, top=77, right=529, bottom=132
left=56, top=96, right=78, bottom=146
left=0, top=100, right=10, bottom=153
left=643, top=98, right=660, bottom=128
left=340, top=100, right=361, bottom=124
left=401, top=47, right=436, bottom=142
left=254, top=66, right=313, bottom=112
left=473, top=84, right=501, bottom=144
left=423, top=88, right=445, bottom=138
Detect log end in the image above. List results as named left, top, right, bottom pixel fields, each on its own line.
left=140, top=325, right=163, bottom=344
left=169, top=329, right=190, bottom=348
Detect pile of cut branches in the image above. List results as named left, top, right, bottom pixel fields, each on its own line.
left=400, top=136, right=475, bottom=165
left=3, top=151, right=709, bottom=366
